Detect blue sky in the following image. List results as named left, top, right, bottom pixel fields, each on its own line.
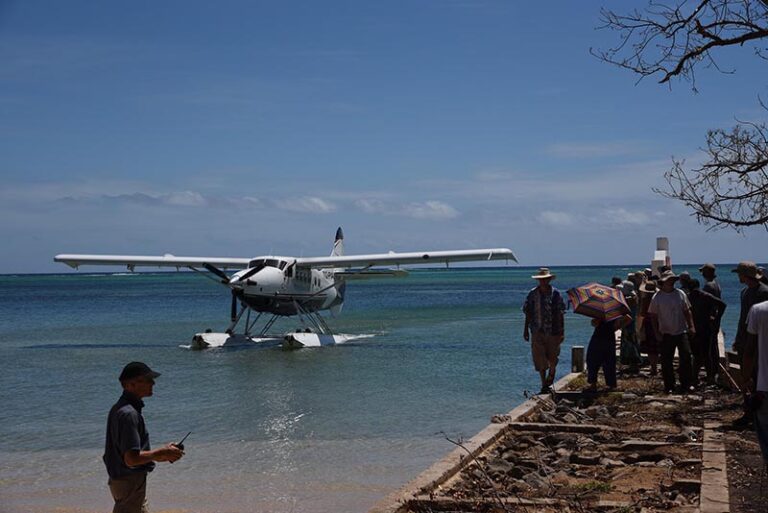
left=1, top=1, right=767, bottom=273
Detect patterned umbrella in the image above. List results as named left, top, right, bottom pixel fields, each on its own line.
left=566, top=282, right=630, bottom=322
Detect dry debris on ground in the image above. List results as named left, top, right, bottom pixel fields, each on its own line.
left=404, top=368, right=768, bottom=512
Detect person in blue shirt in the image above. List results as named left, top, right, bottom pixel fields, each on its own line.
left=523, top=267, right=566, bottom=393
left=104, top=362, right=184, bottom=513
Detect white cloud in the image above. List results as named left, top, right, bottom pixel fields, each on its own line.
left=240, top=196, right=263, bottom=208
left=353, top=198, right=459, bottom=220
left=603, top=208, right=650, bottom=226
left=60, top=191, right=210, bottom=208
left=354, top=198, right=387, bottom=213
left=537, top=207, right=652, bottom=229
left=404, top=201, right=460, bottom=220
left=410, top=158, right=675, bottom=206
left=163, top=191, right=208, bottom=207
left=275, top=196, right=337, bottom=213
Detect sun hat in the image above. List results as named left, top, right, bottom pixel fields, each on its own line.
left=699, top=263, right=716, bottom=272
left=658, top=270, right=679, bottom=283
left=531, top=267, right=556, bottom=280
left=119, top=362, right=161, bottom=382
left=639, top=281, right=657, bottom=294
left=731, top=261, right=763, bottom=279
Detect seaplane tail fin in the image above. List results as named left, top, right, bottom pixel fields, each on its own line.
left=331, top=227, right=344, bottom=257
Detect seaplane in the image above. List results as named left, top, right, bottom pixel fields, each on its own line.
left=54, top=228, right=516, bottom=349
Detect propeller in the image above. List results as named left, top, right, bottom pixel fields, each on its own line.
left=203, top=263, right=230, bottom=284
left=228, top=264, right=263, bottom=284
left=230, top=290, right=239, bottom=321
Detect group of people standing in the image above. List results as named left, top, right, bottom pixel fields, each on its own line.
left=523, top=259, right=768, bottom=470
left=521, top=263, right=729, bottom=395
left=640, top=265, right=725, bottom=394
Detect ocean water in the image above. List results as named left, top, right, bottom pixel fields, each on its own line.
left=0, top=266, right=747, bottom=513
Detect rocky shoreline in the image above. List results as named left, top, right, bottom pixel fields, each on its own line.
left=370, top=367, right=762, bottom=513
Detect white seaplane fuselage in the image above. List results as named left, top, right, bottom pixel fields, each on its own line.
left=229, top=257, right=342, bottom=317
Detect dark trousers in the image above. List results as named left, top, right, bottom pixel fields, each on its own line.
left=704, top=328, right=719, bottom=381
left=660, top=333, right=693, bottom=392
left=587, top=334, right=617, bottom=388
left=691, top=328, right=714, bottom=385
left=108, top=472, right=148, bottom=513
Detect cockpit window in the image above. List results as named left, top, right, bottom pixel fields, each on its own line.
left=247, top=258, right=288, bottom=271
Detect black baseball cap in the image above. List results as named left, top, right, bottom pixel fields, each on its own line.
left=119, top=362, right=161, bottom=382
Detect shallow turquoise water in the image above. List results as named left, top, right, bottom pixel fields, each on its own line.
left=0, top=266, right=746, bottom=512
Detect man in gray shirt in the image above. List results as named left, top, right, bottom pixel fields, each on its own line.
left=648, top=271, right=696, bottom=393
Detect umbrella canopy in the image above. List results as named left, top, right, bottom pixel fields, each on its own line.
left=567, top=282, right=630, bottom=322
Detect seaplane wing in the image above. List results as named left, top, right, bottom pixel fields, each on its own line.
left=295, top=248, right=516, bottom=269
left=334, top=269, right=410, bottom=279
left=54, top=254, right=251, bottom=270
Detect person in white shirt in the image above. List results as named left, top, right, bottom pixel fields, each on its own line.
left=743, top=300, right=768, bottom=462
left=648, top=271, right=696, bottom=394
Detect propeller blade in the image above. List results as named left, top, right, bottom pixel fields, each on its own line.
left=229, top=264, right=262, bottom=284
left=231, top=290, right=238, bottom=321
left=203, top=262, right=230, bottom=283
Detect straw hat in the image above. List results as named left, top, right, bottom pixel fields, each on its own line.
left=531, top=267, right=556, bottom=280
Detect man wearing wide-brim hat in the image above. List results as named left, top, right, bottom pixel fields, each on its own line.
left=523, top=267, right=566, bottom=394
left=647, top=271, right=696, bottom=393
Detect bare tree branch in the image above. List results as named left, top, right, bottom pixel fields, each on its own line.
left=652, top=112, right=768, bottom=230
left=595, top=1, right=768, bottom=231
left=592, top=0, right=768, bottom=91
